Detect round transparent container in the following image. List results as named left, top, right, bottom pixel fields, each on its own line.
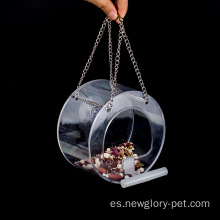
left=57, top=79, right=165, bottom=184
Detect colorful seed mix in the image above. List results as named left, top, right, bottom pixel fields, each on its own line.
left=74, top=141, right=144, bottom=181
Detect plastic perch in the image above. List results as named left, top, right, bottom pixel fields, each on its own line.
left=121, top=167, right=168, bottom=188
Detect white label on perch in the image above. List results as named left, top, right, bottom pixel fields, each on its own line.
left=122, top=157, right=139, bottom=176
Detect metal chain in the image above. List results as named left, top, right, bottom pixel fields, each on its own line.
left=125, top=93, right=146, bottom=102
left=106, top=20, right=124, bottom=111
left=107, top=19, right=113, bottom=88
left=106, top=18, right=148, bottom=110
left=72, top=95, right=103, bottom=108
left=75, top=17, right=109, bottom=99
left=74, top=16, right=148, bottom=111
left=119, top=19, right=149, bottom=104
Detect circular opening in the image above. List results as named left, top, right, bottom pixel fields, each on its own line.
left=104, top=109, right=152, bottom=156
left=90, top=108, right=152, bottom=183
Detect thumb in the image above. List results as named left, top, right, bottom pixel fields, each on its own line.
left=86, top=0, right=118, bottom=21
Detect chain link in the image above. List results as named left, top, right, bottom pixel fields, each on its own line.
left=106, top=18, right=149, bottom=110
left=72, top=95, right=103, bottom=108
left=75, top=16, right=148, bottom=111
left=75, top=17, right=109, bottom=98
left=107, top=19, right=113, bottom=88
left=119, top=19, right=149, bottom=104
left=106, top=19, right=124, bottom=111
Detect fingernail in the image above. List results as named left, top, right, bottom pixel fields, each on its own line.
left=107, top=11, right=117, bottom=20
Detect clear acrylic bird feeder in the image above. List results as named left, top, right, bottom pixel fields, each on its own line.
left=57, top=17, right=167, bottom=187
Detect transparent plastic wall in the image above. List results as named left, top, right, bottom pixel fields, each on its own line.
left=57, top=79, right=165, bottom=184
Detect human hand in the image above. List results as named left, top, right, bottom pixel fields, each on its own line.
left=85, top=0, right=128, bottom=22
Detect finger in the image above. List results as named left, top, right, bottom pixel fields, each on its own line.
left=115, top=0, right=128, bottom=18
left=86, top=0, right=118, bottom=20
